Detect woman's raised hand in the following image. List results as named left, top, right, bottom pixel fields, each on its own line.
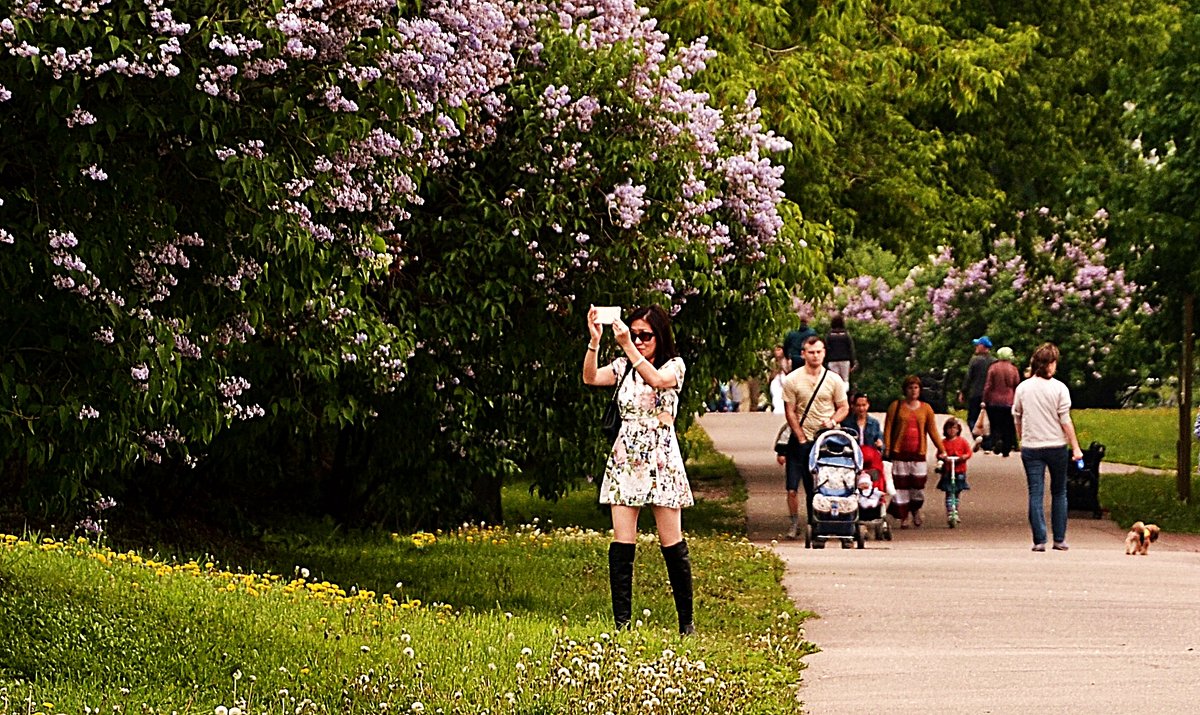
left=611, top=318, right=632, bottom=349
left=587, top=306, right=603, bottom=343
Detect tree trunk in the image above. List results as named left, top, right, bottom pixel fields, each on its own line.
left=471, top=471, right=504, bottom=525
left=1179, top=292, right=1195, bottom=503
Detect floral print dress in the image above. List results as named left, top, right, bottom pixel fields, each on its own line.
left=599, top=356, right=693, bottom=508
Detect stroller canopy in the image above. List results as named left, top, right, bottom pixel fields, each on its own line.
left=809, top=429, right=864, bottom=474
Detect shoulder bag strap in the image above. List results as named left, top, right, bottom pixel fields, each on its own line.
left=886, top=399, right=903, bottom=452
left=796, top=368, right=827, bottom=442
left=609, top=359, right=632, bottom=409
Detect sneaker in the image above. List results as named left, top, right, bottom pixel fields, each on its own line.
left=1052, top=542, right=1069, bottom=551
left=972, top=436, right=983, bottom=452
left=1031, top=543, right=1046, bottom=552
left=786, top=522, right=799, bottom=540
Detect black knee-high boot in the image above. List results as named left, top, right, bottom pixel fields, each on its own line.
left=608, top=542, right=636, bottom=630
left=660, top=540, right=695, bottom=635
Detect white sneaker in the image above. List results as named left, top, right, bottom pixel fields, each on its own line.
left=786, top=522, right=799, bottom=539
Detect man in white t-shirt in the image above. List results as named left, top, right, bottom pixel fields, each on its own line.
left=1012, top=342, right=1083, bottom=553
left=781, top=336, right=848, bottom=538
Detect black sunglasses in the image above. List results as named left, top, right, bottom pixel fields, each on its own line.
left=630, top=331, right=656, bottom=343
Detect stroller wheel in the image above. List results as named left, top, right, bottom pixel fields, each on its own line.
left=856, top=528, right=865, bottom=549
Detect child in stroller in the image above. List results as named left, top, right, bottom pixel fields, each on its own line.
left=805, top=429, right=868, bottom=549
left=856, top=447, right=893, bottom=541
left=856, top=474, right=884, bottom=519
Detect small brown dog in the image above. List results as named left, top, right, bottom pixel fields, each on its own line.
left=1124, top=521, right=1160, bottom=555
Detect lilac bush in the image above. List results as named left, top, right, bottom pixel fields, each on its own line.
left=806, top=210, right=1143, bottom=401
left=0, top=0, right=823, bottom=521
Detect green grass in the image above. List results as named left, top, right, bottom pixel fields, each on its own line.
left=1101, top=472, right=1200, bottom=532
left=1073, top=408, right=1198, bottom=472
left=0, top=425, right=815, bottom=714
left=1069, top=408, right=1200, bottom=532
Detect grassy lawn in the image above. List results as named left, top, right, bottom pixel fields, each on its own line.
left=1071, top=408, right=1200, bottom=532
left=1073, top=407, right=1197, bottom=472
left=0, top=425, right=816, bottom=714
left=1100, top=471, right=1200, bottom=533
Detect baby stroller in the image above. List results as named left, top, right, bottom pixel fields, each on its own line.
left=805, top=429, right=866, bottom=549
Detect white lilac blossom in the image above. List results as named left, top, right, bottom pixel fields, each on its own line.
left=66, top=106, right=97, bottom=126
left=605, top=181, right=647, bottom=229
left=81, top=164, right=108, bottom=181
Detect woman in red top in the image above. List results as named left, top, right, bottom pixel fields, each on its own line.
left=883, top=376, right=946, bottom=528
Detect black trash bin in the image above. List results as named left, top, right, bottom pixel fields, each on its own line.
left=1067, top=441, right=1106, bottom=519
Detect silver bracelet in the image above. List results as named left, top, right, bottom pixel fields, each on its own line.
left=631, top=356, right=646, bottom=369
left=587, top=343, right=599, bottom=351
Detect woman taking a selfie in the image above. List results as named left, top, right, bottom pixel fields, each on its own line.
left=582, top=304, right=694, bottom=635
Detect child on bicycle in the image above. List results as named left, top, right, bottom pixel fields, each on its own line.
left=937, top=418, right=973, bottom=524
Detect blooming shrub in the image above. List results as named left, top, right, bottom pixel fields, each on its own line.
left=806, top=210, right=1145, bottom=404
left=0, top=0, right=827, bottom=521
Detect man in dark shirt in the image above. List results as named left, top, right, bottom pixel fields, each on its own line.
left=958, top=335, right=995, bottom=450
left=783, top=316, right=816, bottom=370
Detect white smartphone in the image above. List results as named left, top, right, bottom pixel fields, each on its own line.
left=593, top=306, right=621, bottom=324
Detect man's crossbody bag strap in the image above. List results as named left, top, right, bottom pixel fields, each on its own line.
left=795, top=368, right=827, bottom=444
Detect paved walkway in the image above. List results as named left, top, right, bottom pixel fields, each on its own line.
left=699, top=412, right=1200, bottom=714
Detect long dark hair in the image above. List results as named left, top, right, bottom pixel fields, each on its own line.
left=627, top=305, right=678, bottom=368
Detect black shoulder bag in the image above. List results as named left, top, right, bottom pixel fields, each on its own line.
left=600, top=360, right=633, bottom=444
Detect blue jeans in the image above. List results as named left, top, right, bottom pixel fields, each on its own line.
left=1022, top=446, right=1069, bottom=545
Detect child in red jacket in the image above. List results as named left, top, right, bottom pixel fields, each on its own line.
left=937, top=418, right=973, bottom=525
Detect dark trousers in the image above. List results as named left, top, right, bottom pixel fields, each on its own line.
left=986, top=405, right=1017, bottom=456
left=967, top=396, right=992, bottom=450
left=786, top=439, right=815, bottom=520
